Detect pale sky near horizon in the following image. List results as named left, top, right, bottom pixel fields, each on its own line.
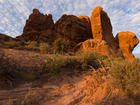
left=0, top=0, right=140, bottom=57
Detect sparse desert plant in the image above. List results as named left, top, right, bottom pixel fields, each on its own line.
left=113, top=57, right=125, bottom=63
left=25, top=41, right=39, bottom=50
left=39, top=43, right=52, bottom=53
left=5, top=41, right=20, bottom=48
left=21, top=74, right=36, bottom=81
left=21, top=88, right=36, bottom=105
left=110, top=58, right=140, bottom=96
left=45, top=53, right=71, bottom=76
left=52, top=38, right=67, bottom=54
left=22, top=36, right=29, bottom=42
left=3, top=98, right=13, bottom=105
left=75, top=50, right=100, bottom=70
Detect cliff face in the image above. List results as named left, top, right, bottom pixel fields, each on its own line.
left=16, top=7, right=139, bottom=60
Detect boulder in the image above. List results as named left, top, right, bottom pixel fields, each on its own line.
left=16, top=8, right=56, bottom=43
left=55, top=14, right=92, bottom=47
left=90, top=6, right=116, bottom=48
left=115, top=31, right=139, bottom=60
left=74, top=39, right=116, bottom=58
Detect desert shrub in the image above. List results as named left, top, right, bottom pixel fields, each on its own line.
left=110, top=58, right=140, bottom=95
left=39, top=43, right=52, bottom=53
left=5, top=41, right=20, bottom=48
left=52, top=38, right=67, bottom=54
left=98, top=53, right=107, bottom=60
left=21, top=88, right=36, bottom=105
left=22, top=36, right=29, bottom=42
left=113, top=57, right=125, bottom=63
left=21, top=74, right=36, bottom=81
left=25, top=41, right=39, bottom=50
left=45, top=53, right=71, bottom=76
left=75, top=50, right=100, bottom=70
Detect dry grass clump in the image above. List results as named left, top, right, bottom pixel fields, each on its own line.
left=110, top=58, right=140, bottom=97
left=39, top=43, right=52, bottom=53
left=21, top=88, right=36, bottom=105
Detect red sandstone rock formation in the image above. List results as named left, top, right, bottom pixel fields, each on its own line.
left=16, top=9, right=56, bottom=44
left=79, top=16, right=92, bottom=38
left=115, top=31, right=139, bottom=60
left=55, top=14, right=92, bottom=47
left=15, top=7, right=139, bottom=60
left=90, top=6, right=116, bottom=48
left=74, top=39, right=116, bottom=58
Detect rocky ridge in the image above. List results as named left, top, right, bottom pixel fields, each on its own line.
left=15, top=6, right=139, bottom=60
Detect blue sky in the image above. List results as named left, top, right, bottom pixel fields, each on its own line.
left=0, top=0, right=140, bottom=57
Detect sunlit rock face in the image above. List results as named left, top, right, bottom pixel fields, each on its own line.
left=115, top=31, right=139, bottom=60
left=90, top=6, right=116, bottom=48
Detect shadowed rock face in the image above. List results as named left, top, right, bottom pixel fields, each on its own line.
left=115, top=31, right=139, bottom=60
left=16, top=8, right=56, bottom=44
left=55, top=14, right=92, bottom=47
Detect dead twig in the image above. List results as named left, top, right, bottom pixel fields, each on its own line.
left=98, top=59, right=106, bottom=72
left=103, top=91, right=112, bottom=105
left=88, top=65, right=96, bottom=72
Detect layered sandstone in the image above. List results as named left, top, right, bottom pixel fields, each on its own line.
left=115, top=31, right=139, bottom=60
left=90, top=6, right=116, bottom=48
left=15, top=7, right=139, bottom=60
left=74, top=39, right=116, bottom=58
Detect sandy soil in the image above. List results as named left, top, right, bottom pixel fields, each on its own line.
left=0, top=48, right=139, bottom=105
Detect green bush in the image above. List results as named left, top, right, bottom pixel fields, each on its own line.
left=75, top=50, right=100, bottom=70
left=52, top=38, right=67, bottom=54
left=110, top=58, right=140, bottom=95
left=22, top=36, right=29, bottom=42
left=45, top=53, right=71, bottom=76
left=39, top=43, right=52, bottom=53
left=21, top=74, right=36, bottom=81
left=5, top=41, right=20, bottom=48
left=25, top=41, right=39, bottom=50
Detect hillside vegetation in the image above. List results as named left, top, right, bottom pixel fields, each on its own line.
left=0, top=38, right=140, bottom=105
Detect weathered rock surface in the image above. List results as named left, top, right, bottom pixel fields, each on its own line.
left=16, top=9, right=56, bottom=44
left=15, top=7, right=139, bottom=60
left=74, top=39, right=116, bottom=58
left=90, top=6, right=116, bottom=48
left=115, top=31, right=139, bottom=60
left=55, top=14, right=92, bottom=47
left=79, top=16, right=92, bottom=38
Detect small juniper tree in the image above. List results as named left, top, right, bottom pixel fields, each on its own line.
left=53, top=38, right=67, bottom=54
